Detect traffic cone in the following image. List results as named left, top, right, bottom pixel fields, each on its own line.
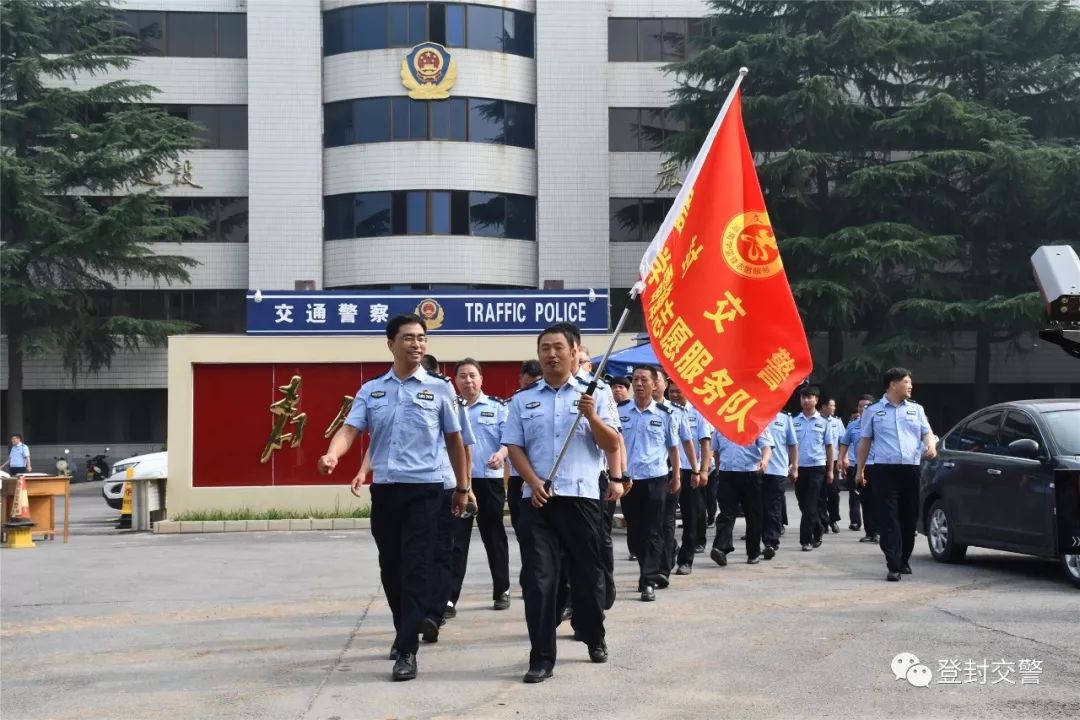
left=116, top=468, right=133, bottom=529
left=5, top=475, right=36, bottom=549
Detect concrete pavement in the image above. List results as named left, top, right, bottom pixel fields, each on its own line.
left=2, top=486, right=1078, bottom=720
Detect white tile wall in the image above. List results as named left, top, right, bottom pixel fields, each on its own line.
left=138, top=150, right=249, bottom=197
left=0, top=340, right=168, bottom=390
left=119, top=0, right=246, bottom=11
left=608, top=151, right=681, bottom=196
left=607, top=0, right=710, bottom=18
left=608, top=240, right=648, bottom=287
left=114, top=243, right=248, bottom=290
left=607, top=62, right=679, bottom=107
left=246, top=0, right=324, bottom=290
left=324, top=48, right=536, bottom=105
left=324, top=143, right=537, bottom=196
left=535, top=0, right=609, bottom=289
left=43, top=57, right=248, bottom=104
left=324, top=236, right=537, bottom=286
left=322, top=0, right=535, bottom=12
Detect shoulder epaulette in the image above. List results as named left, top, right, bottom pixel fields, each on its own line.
left=514, top=379, right=542, bottom=395
left=490, top=396, right=507, bottom=405
left=657, top=403, right=673, bottom=414
left=456, top=395, right=466, bottom=406
left=362, top=372, right=387, bottom=387
left=617, top=399, right=631, bottom=407
left=431, top=371, right=451, bottom=383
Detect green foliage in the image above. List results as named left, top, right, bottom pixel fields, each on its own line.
left=1, top=0, right=203, bottom=408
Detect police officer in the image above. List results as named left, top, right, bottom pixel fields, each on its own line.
left=856, top=368, right=937, bottom=582
left=762, top=410, right=798, bottom=558
left=319, top=314, right=467, bottom=682
left=508, top=359, right=544, bottom=534
left=503, top=324, right=623, bottom=684
left=451, top=358, right=512, bottom=611
left=620, top=365, right=682, bottom=601
left=793, top=386, right=837, bottom=551
left=2, top=433, right=31, bottom=475
left=839, top=395, right=875, bottom=539
left=710, top=428, right=774, bottom=564
left=652, top=369, right=697, bottom=580
left=666, top=382, right=713, bottom=574
left=819, top=398, right=846, bottom=535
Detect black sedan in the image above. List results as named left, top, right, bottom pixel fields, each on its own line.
left=919, top=399, right=1080, bottom=588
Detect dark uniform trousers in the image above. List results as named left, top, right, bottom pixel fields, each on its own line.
left=795, top=466, right=826, bottom=545
left=870, top=464, right=920, bottom=572
left=661, top=481, right=679, bottom=576
left=704, top=472, right=720, bottom=527
left=370, top=483, right=442, bottom=656
left=844, top=466, right=863, bottom=529
left=677, top=469, right=704, bottom=566
left=761, top=473, right=788, bottom=548
left=449, top=477, right=510, bottom=601
left=428, top=489, right=457, bottom=622
left=508, top=475, right=524, bottom=532
left=597, top=473, right=616, bottom=609
left=857, top=469, right=878, bottom=538
left=621, top=477, right=668, bottom=589
left=714, top=470, right=764, bottom=559
left=818, top=465, right=842, bottom=527
left=518, top=497, right=606, bottom=672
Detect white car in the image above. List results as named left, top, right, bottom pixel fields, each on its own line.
left=102, top=452, right=167, bottom=510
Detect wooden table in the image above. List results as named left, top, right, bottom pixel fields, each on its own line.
left=2, top=475, right=71, bottom=543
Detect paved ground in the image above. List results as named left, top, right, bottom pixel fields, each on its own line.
left=2, top=484, right=1078, bottom=720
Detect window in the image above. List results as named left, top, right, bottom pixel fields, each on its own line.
left=323, top=4, right=533, bottom=57
left=167, top=105, right=247, bottom=149
left=608, top=108, right=683, bottom=151
left=323, top=97, right=533, bottom=148
left=610, top=198, right=674, bottom=242
left=324, top=191, right=536, bottom=241
left=115, top=11, right=244, bottom=57
left=167, top=198, right=248, bottom=242
left=1043, top=409, right=1080, bottom=455
left=956, top=411, right=1002, bottom=454
left=607, top=17, right=700, bottom=61
left=999, top=411, right=1044, bottom=456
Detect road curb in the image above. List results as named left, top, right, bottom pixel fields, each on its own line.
left=155, top=518, right=373, bottom=534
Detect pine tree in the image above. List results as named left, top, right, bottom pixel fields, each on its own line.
left=1, top=0, right=205, bottom=433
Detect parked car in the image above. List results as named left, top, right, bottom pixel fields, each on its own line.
left=102, top=452, right=167, bottom=510
left=919, top=399, right=1080, bottom=588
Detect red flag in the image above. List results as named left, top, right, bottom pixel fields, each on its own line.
left=638, top=81, right=812, bottom=444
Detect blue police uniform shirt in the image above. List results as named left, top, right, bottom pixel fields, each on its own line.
left=344, top=366, right=462, bottom=484
left=465, top=393, right=508, bottom=479
left=839, top=417, right=863, bottom=465
left=669, top=402, right=711, bottom=471
left=502, top=375, right=620, bottom=500
left=793, top=411, right=837, bottom=468
left=713, top=429, right=774, bottom=472
left=827, top=415, right=845, bottom=454
left=859, top=395, right=932, bottom=465
left=8, top=443, right=29, bottom=467
left=765, top=412, right=797, bottom=476
left=619, top=399, right=679, bottom=480
left=439, top=399, right=475, bottom=489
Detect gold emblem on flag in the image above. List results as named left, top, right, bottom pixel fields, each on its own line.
left=721, top=211, right=783, bottom=280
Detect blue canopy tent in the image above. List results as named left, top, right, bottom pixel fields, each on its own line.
left=592, top=333, right=658, bottom=378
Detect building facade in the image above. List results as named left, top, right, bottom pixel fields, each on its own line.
left=1, top=0, right=1076, bottom=466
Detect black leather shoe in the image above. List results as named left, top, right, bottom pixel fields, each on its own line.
left=604, top=579, right=616, bottom=610
left=640, top=586, right=656, bottom=602
left=830, top=522, right=840, bottom=534
left=710, top=547, right=728, bottom=567
left=392, top=653, right=418, bottom=681
left=763, top=546, right=776, bottom=560
left=675, top=563, right=692, bottom=575
left=780, top=526, right=786, bottom=536
left=588, top=643, right=608, bottom=663
left=859, top=535, right=877, bottom=543
left=869, top=535, right=880, bottom=542
left=886, top=571, right=901, bottom=582
left=389, top=646, right=399, bottom=660
left=653, top=574, right=670, bottom=589
left=812, top=540, right=823, bottom=548
left=420, top=617, right=439, bottom=644
left=523, top=667, right=553, bottom=684
left=627, top=553, right=637, bottom=561
left=849, top=523, right=860, bottom=531
left=747, top=556, right=760, bottom=564
left=901, top=564, right=912, bottom=575
left=493, top=591, right=510, bottom=611
left=443, top=603, right=457, bottom=619
left=559, top=605, right=573, bottom=623
left=694, top=544, right=706, bottom=553
left=801, top=544, right=811, bottom=551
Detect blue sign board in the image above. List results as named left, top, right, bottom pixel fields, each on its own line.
left=245, top=289, right=610, bottom=335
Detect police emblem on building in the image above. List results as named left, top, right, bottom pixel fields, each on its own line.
left=415, top=298, right=445, bottom=330
left=400, top=42, right=457, bottom=100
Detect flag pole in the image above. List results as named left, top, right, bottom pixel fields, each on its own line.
left=544, top=67, right=750, bottom=492
left=543, top=285, right=641, bottom=492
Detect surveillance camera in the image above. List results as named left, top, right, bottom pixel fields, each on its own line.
left=253, top=289, right=263, bottom=303
left=588, top=288, right=597, bottom=303
left=1032, top=245, right=1080, bottom=359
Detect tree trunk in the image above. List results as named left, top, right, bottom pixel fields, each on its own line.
left=6, top=331, right=24, bottom=435
left=827, top=328, right=844, bottom=369
left=973, top=328, right=991, bottom=409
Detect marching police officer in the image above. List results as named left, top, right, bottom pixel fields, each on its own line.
left=319, top=314, right=468, bottom=682
left=652, top=369, right=697, bottom=579
left=793, top=386, right=837, bottom=551
left=508, top=359, right=543, bottom=534
left=451, top=358, right=512, bottom=611
left=819, top=398, right=846, bottom=534
left=503, top=324, right=623, bottom=683
left=762, top=410, right=798, bottom=557
left=856, top=368, right=937, bottom=582
left=839, top=395, right=876, bottom=540
left=620, top=365, right=682, bottom=601
left=710, top=427, right=774, bottom=564
left=666, top=382, right=713, bottom=574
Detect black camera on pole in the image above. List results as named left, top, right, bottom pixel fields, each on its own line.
left=1031, top=245, right=1080, bottom=359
